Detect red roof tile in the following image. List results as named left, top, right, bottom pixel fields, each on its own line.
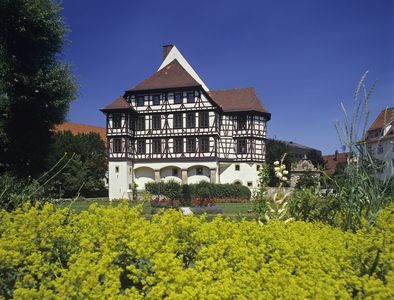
left=128, top=59, right=201, bottom=91
left=323, top=152, right=348, bottom=175
left=208, top=88, right=269, bottom=115
left=367, top=107, right=394, bottom=131
left=54, top=122, right=106, bottom=142
left=101, top=96, right=130, bottom=111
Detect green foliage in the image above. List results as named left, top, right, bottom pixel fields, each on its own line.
left=0, top=0, right=77, bottom=177
left=0, top=174, right=43, bottom=211
left=252, top=163, right=270, bottom=221
left=180, top=184, right=191, bottom=206
left=289, top=188, right=340, bottom=224
left=334, top=71, right=392, bottom=230
left=295, top=171, right=320, bottom=190
left=43, top=131, right=107, bottom=198
left=146, top=181, right=251, bottom=201
left=265, top=139, right=295, bottom=186
left=0, top=203, right=393, bottom=298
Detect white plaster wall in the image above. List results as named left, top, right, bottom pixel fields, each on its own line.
left=371, top=139, right=394, bottom=179
left=187, top=166, right=210, bottom=184
left=108, top=161, right=133, bottom=200
left=219, top=162, right=259, bottom=188
left=134, top=167, right=155, bottom=190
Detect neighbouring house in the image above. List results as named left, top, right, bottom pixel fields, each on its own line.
left=100, top=45, right=271, bottom=200
left=362, top=107, right=394, bottom=179
left=323, top=150, right=348, bottom=175
left=274, top=139, right=323, bottom=165
left=54, top=122, right=106, bottom=142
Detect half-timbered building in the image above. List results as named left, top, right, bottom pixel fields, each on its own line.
left=101, top=45, right=271, bottom=200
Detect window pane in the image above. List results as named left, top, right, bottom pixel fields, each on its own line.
left=153, top=94, right=160, bottom=105
left=187, top=138, right=196, bottom=152
left=174, top=113, right=183, bottom=129
left=186, top=113, right=195, bottom=128
left=137, top=96, right=144, bottom=106
left=174, top=138, right=183, bottom=153
left=137, top=140, right=145, bottom=154
left=199, top=112, right=209, bottom=128
left=113, top=114, right=121, bottom=129
left=237, top=115, right=246, bottom=130
left=238, top=140, right=247, bottom=154
left=113, top=138, right=122, bottom=153
left=187, top=92, right=195, bottom=103
left=199, top=137, right=209, bottom=152
left=152, top=115, right=161, bottom=130
left=174, top=93, right=182, bottom=104
left=153, top=139, right=161, bottom=154
left=136, top=116, right=145, bottom=131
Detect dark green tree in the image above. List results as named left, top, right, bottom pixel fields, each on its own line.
left=0, top=0, right=77, bottom=177
left=44, top=131, right=107, bottom=198
left=265, top=139, right=295, bottom=186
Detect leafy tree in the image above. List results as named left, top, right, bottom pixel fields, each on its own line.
left=265, top=139, right=295, bottom=186
left=0, top=0, right=77, bottom=177
left=44, top=131, right=107, bottom=198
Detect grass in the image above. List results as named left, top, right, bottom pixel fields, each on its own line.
left=54, top=198, right=254, bottom=217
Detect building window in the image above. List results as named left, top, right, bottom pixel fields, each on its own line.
left=174, top=138, right=183, bottom=153
left=187, top=92, right=195, bottom=103
left=152, top=114, right=161, bottom=130
left=172, top=168, right=179, bottom=177
left=136, top=140, right=145, bottom=154
left=136, top=95, right=144, bottom=106
left=129, top=183, right=132, bottom=189
left=129, top=116, right=134, bottom=131
left=237, top=139, right=247, bottom=154
left=152, top=139, right=161, bottom=154
left=235, top=164, right=240, bottom=171
left=199, top=112, right=209, bottom=128
left=152, top=94, right=160, bottom=106
left=196, top=167, right=203, bottom=175
left=199, top=137, right=209, bottom=153
left=174, top=113, right=183, bottom=129
left=186, top=113, right=195, bottom=128
left=136, top=115, right=145, bottom=131
left=257, top=165, right=260, bottom=171
left=113, top=138, right=122, bottom=153
left=112, top=114, right=122, bottom=129
left=377, top=144, right=384, bottom=154
left=174, top=93, right=182, bottom=104
left=247, top=182, right=253, bottom=187
left=237, top=115, right=247, bottom=130
left=115, top=166, right=119, bottom=173
left=129, top=168, right=132, bottom=175
left=186, top=138, right=196, bottom=152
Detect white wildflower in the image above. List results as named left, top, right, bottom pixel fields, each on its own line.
left=283, top=170, right=288, bottom=175
left=274, top=161, right=279, bottom=166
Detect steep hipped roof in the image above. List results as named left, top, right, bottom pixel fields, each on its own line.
left=128, top=59, right=201, bottom=91
left=367, top=107, right=394, bottom=131
left=100, top=96, right=130, bottom=111
left=208, top=88, right=269, bottom=116
left=54, top=122, right=106, bottom=142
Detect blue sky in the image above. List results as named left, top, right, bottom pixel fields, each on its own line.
left=61, top=0, right=393, bottom=155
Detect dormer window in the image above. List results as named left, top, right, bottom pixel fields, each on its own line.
left=112, top=114, right=121, bottom=129
left=152, top=94, right=160, bottom=105
left=137, top=96, right=144, bottom=106
left=187, top=92, right=195, bottom=103
left=174, top=93, right=182, bottom=104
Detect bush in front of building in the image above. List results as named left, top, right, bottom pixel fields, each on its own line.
left=146, top=181, right=251, bottom=204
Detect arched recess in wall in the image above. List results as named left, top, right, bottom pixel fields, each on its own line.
left=134, top=167, right=155, bottom=190
left=160, top=166, right=182, bottom=183
left=187, top=165, right=210, bottom=184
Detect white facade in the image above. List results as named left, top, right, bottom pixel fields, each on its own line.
left=102, top=45, right=270, bottom=200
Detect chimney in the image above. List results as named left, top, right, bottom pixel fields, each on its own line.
left=163, top=44, right=174, bottom=61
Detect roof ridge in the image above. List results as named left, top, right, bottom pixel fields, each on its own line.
left=209, top=87, right=254, bottom=92
left=60, top=121, right=105, bottom=129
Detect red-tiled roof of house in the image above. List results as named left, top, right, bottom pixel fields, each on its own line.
left=367, top=107, right=394, bottom=131
left=128, top=59, right=201, bottom=91
left=101, top=96, right=130, bottom=111
left=54, top=122, right=106, bottom=142
left=207, top=87, right=269, bottom=116
left=323, top=152, right=348, bottom=175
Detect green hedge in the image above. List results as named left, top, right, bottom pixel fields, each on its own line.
left=146, top=181, right=251, bottom=201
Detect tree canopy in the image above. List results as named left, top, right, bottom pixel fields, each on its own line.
left=0, top=0, right=77, bottom=177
